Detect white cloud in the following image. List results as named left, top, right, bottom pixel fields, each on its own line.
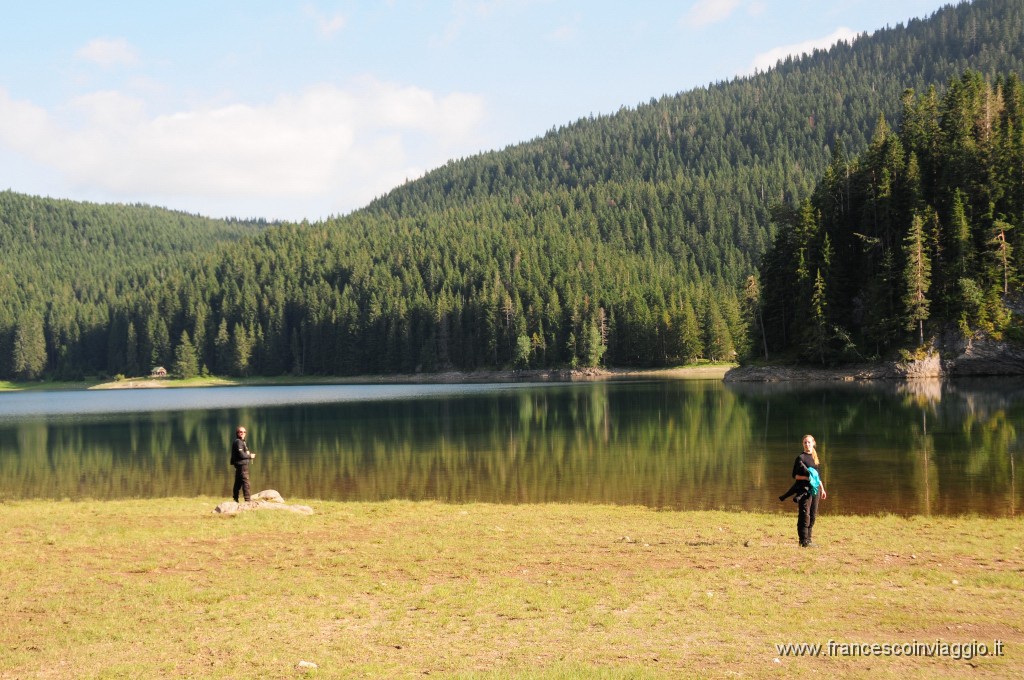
left=751, top=27, right=859, bottom=72
left=76, top=38, right=139, bottom=67
left=684, top=0, right=742, bottom=29
left=0, top=80, right=487, bottom=220
left=304, top=4, right=346, bottom=37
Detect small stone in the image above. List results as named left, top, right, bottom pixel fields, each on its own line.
left=298, top=660, right=318, bottom=669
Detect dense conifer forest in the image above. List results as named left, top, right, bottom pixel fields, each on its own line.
left=758, top=70, right=1024, bottom=362
left=1, top=0, right=1022, bottom=380
left=0, top=192, right=268, bottom=379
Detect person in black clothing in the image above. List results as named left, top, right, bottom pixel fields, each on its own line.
left=791, top=434, right=826, bottom=547
left=231, top=425, right=256, bottom=503
left=778, top=457, right=814, bottom=503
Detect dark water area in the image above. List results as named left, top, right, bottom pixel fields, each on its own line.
left=0, top=378, right=1021, bottom=517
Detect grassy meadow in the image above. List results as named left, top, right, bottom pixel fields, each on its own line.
left=1, top=499, right=1020, bottom=678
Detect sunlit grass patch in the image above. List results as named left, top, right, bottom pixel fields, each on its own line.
left=0, top=498, right=1020, bottom=678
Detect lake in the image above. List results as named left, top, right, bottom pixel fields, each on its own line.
left=0, top=378, right=1021, bottom=516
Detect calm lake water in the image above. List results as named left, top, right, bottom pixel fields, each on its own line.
left=1, top=378, right=1021, bottom=517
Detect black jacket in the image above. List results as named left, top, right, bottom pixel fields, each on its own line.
left=231, top=437, right=253, bottom=466
left=792, top=452, right=818, bottom=479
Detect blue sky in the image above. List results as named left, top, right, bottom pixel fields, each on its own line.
left=0, top=0, right=954, bottom=222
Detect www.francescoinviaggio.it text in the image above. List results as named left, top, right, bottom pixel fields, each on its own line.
left=775, top=639, right=1005, bottom=660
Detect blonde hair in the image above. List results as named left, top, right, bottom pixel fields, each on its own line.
left=803, top=434, right=819, bottom=466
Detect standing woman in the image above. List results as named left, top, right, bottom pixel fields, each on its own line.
left=793, top=434, right=826, bottom=547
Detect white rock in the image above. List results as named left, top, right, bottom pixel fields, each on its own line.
left=213, top=491, right=313, bottom=515
left=214, top=501, right=240, bottom=514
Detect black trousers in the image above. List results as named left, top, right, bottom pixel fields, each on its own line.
left=797, top=492, right=819, bottom=544
left=233, top=464, right=251, bottom=502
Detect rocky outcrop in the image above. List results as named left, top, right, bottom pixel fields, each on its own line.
left=726, top=336, right=1024, bottom=382
left=214, top=490, right=314, bottom=515
left=942, top=334, right=1024, bottom=376
left=896, top=351, right=945, bottom=378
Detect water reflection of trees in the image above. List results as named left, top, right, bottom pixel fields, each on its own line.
left=0, top=411, right=242, bottom=500
left=0, top=383, right=758, bottom=509
left=1, top=379, right=1020, bottom=516
left=254, top=382, right=759, bottom=510
left=726, top=377, right=1024, bottom=516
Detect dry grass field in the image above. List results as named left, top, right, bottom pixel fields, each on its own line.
left=1, top=499, right=1020, bottom=678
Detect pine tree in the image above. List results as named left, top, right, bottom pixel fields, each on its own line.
left=802, top=270, right=831, bottom=364
left=149, top=317, right=170, bottom=371
left=678, top=299, right=703, bottom=362
left=12, top=314, right=47, bottom=380
left=743, top=275, right=768, bottom=360
left=703, top=299, right=734, bottom=363
left=172, top=330, right=199, bottom=379
left=214, top=319, right=231, bottom=375
left=583, top=318, right=606, bottom=367
left=902, top=213, right=933, bottom=346
left=990, top=219, right=1014, bottom=294
left=231, top=324, right=252, bottom=377
left=125, top=320, right=139, bottom=377
left=949, top=189, right=973, bottom=280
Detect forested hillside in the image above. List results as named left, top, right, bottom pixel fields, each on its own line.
left=2, top=0, right=1023, bottom=380
left=0, top=192, right=268, bottom=379
left=758, top=70, right=1023, bottom=362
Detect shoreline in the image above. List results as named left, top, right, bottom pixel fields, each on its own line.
left=7, top=349, right=1024, bottom=391
left=83, top=364, right=733, bottom=390
left=723, top=363, right=940, bottom=382
left=0, top=365, right=732, bottom=392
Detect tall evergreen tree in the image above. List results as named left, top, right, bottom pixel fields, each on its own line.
left=214, top=319, right=231, bottom=375
left=231, top=324, right=252, bottom=377
left=902, top=213, right=933, bottom=346
left=802, top=270, right=831, bottom=364
left=990, top=219, right=1014, bottom=295
left=12, top=315, right=47, bottom=380
left=172, top=330, right=199, bottom=379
